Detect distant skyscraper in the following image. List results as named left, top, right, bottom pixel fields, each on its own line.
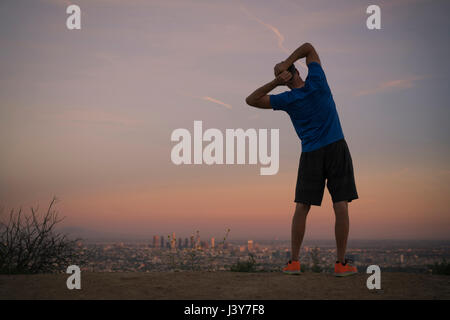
left=248, top=240, right=253, bottom=252
left=195, top=234, right=201, bottom=249
left=171, top=232, right=176, bottom=249
left=211, top=237, right=215, bottom=249
left=160, top=235, right=164, bottom=248
left=184, top=238, right=189, bottom=248
left=153, top=235, right=160, bottom=248
left=400, top=254, right=404, bottom=264
left=178, top=238, right=182, bottom=249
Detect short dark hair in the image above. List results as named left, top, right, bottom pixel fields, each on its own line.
left=288, top=64, right=298, bottom=74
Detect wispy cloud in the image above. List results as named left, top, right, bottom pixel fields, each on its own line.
left=240, top=5, right=306, bottom=70
left=43, top=107, right=142, bottom=127
left=43, top=0, right=74, bottom=7
left=175, top=92, right=232, bottom=110
left=240, top=6, right=289, bottom=54
left=43, top=0, right=92, bottom=19
left=354, top=75, right=426, bottom=96
left=201, top=96, right=232, bottom=109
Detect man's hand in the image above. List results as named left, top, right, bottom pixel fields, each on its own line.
left=274, top=61, right=290, bottom=76
left=275, top=70, right=293, bottom=85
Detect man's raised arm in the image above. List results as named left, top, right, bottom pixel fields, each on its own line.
left=274, top=42, right=321, bottom=75
left=245, top=71, right=292, bottom=109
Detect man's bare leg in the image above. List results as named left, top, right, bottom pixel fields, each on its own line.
left=291, top=202, right=311, bottom=261
left=333, top=200, right=349, bottom=262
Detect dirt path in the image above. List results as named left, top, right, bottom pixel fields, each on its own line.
left=1, top=272, right=449, bottom=300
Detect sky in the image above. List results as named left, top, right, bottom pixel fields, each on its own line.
left=0, top=0, right=449, bottom=241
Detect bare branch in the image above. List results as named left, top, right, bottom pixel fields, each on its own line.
left=0, top=198, right=83, bottom=274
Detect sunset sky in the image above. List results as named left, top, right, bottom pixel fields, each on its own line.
left=1, top=0, right=449, bottom=241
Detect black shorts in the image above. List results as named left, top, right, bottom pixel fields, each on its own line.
left=295, top=138, right=358, bottom=206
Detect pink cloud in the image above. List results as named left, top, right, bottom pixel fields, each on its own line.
left=240, top=5, right=307, bottom=70
left=44, top=107, right=142, bottom=127
left=354, top=75, right=427, bottom=96
left=201, top=96, right=232, bottom=109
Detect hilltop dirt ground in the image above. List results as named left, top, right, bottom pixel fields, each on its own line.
left=1, top=271, right=449, bottom=300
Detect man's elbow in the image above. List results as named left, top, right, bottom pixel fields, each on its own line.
left=303, top=42, right=313, bottom=49
left=245, top=96, right=256, bottom=107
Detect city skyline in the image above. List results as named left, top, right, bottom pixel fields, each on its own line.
left=73, top=237, right=450, bottom=274
left=60, top=226, right=450, bottom=242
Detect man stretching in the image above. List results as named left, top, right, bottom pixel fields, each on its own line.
left=245, top=42, right=359, bottom=276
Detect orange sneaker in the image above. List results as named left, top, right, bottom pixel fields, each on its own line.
left=334, top=259, right=357, bottom=277
left=282, top=260, right=301, bottom=275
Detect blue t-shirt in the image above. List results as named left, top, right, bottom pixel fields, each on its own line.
left=270, top=62, right=344, bottom=152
